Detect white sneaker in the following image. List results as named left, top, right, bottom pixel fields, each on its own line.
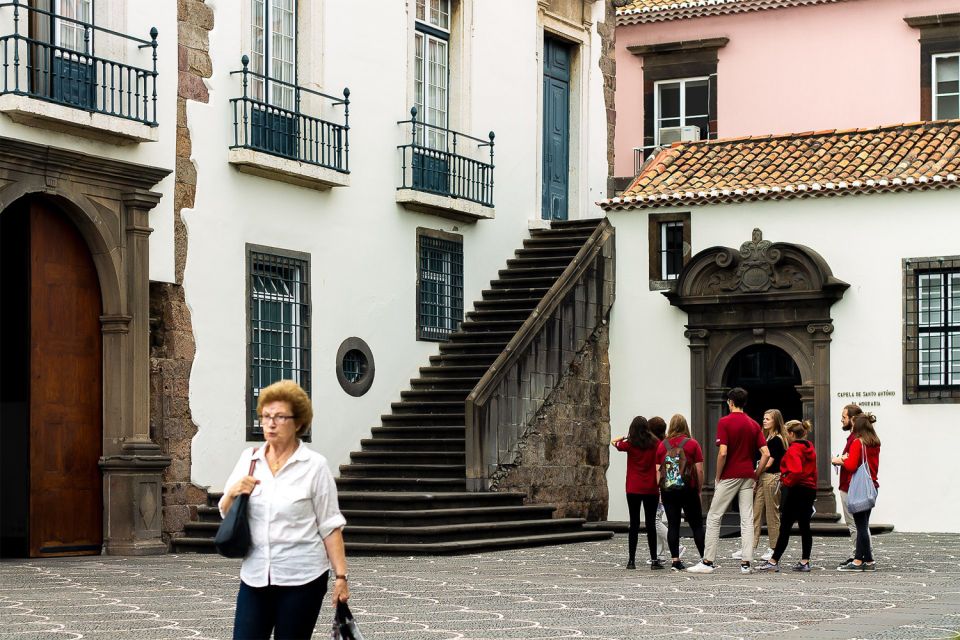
left=761, top=547, right=774, bottom=561
left=731, top=549, right=743, bottom=559
left=686, top=561, right=715, bottom=574
left=678, top=544, right=686, bottom=559
left=740, top=563, right=752, bottom=574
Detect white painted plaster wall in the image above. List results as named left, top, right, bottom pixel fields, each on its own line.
left=607, top=188, right=960, bottom=533
left=0, top=2, right=178, bottom=282
left=186, top=1, right=610, bottom=489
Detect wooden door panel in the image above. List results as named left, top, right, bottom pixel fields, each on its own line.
left=29, top=201, right=103, bottom=557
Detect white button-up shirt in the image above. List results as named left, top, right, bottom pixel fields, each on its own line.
left=219, top=442, right=346, bottom=587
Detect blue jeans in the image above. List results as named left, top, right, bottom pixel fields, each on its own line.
left=233, top=572, right=328, bottom=640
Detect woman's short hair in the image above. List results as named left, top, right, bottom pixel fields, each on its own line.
left=257, top=380, right=313, bottom=437
left=666, top=413, right=691, bottom=439
left=647, top=416, right=667, bottom=441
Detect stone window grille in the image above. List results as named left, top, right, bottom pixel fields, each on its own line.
left=903, top=255, right=960, bottom=404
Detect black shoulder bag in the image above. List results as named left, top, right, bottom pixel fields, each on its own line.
left=214, top=449, right=258, bottom=558
left=332, top=601, right=365, bottom=640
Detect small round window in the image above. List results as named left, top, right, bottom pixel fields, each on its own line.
left=336, top=338, right=374, bottom=396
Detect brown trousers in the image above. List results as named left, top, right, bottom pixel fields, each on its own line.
left=753, top=472, right=782, bottom=550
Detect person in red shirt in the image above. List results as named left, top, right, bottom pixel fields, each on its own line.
left=830, top=403, right=866, bottom=568
left=834, top=413, right=881, bottom=571
left=688, top=387, right=770, bottom=574
left=756, top=420, right=817, bottom=573
left=656, top=414, right=705, bottom=571
left=612, top=416, right=663, bottom=570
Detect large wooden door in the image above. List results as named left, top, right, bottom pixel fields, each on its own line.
left=29, top=200, right=103, bottom=557
left=542, top=36, right=571, bottom=221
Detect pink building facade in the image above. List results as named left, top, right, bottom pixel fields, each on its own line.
left=613, top=0, right=960, bottom=180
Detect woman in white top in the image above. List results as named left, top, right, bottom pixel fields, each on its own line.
left=220, top=379, right=349, bottom=640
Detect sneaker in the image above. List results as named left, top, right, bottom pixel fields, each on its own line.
left=626, top=560, right=636, bottom=570
left=761, top=547, right=774, bottom=561
left=862, top=562, right=876, bottom=571
left=837, top=557, right=855, bottom=569
left=740, top=562, right=752, bottom=574
left=792, top=562, right=811, bottom=573
left=671, top=561, right=687, bottom=572
left=686, top=561, right=715, bottom=574
left=755, top=561, right=780, bottom=572
left=678, top=544, right=686, bottom=559
left=837, top=561, right=865, bottom=572
left=731, top=549, right=743, bottom=559
left=651, top=560, right=665, bottom=570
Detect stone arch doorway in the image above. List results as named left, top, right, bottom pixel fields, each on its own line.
left=1, top=196, right=103, bottom=557
left=724, top=344, right=802, bottom=425
left=666, top=229, right=849, bottom=514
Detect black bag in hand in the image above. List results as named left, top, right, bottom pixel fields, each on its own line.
left=332, top=601, right=364, bottom=640
left=214, top=450, right=258, bottom=558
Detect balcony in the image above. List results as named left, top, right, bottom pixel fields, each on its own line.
left=397, top=107, right=495, bottom=222
left=228, top=56, right=350, bottom=191
left=0, top=0, right=159, bottom=143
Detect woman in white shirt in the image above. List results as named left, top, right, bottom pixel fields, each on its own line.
left=220, top=379, right=349, bottom=640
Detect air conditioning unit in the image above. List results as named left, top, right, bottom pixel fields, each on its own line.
left=658, top=125, right=701, bottom=145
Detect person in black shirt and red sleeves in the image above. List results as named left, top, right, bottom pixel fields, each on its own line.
left=756, top=419, right=817, bottom=573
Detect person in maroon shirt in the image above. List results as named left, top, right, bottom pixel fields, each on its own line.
left=656, top=414, right=705, bottom=571
left=612, top=416, right=663, bottom=569
left=688, top=387, right=770, bottom=574
left=834, top=413, right=881, bottom=571
left=831, top=403, right=868, bottom=568
left=757, top=419, right=817, bottom=573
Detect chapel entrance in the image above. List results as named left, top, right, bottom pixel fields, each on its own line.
left=724, top=344, right=802, bottom=425
left=0, top=197, right=103, bottom=557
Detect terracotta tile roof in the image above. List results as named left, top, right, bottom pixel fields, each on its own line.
left=616, top=0, right=847, bottom=24
left=601, top=120, right=960, bottom=211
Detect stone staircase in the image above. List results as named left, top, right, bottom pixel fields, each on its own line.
left=171, top=219, right=613, bottom=555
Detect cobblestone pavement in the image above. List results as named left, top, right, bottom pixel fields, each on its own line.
left=1, top=532, right=958, bottom=640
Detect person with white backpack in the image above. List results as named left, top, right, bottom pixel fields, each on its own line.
left=655, top=414, right=705, bottom=571
left=833, top=413, right=881, bottom=571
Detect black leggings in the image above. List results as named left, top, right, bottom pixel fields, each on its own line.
left=660, top=488, right=705, bottom=560
left=772, top=486, right=815, bottom=563
left=626, top=493, right=659, bottom=562
left=853, top=507, right=874, bottom=562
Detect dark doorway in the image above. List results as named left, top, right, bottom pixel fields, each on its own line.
left=724, top=344, right=802, bottom=425
left=0, top=197, right=103, bottom=558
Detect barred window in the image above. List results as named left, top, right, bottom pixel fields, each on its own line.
left=417, top=229, right=463, bottom=341
left=904, top=256, right=960, bottom=404
left=247, top=246, right=311, bottom=436
left=648, top=212, right=690, bottom=289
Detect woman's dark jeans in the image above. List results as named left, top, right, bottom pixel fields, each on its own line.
left=772, top=486, right=815, bottom=563
left=661, top=488, right=705, bottom=560
left=626, top=493, right=660, bottom=562
left=233, top=572, right=328, bottom=640
left=852, top=507, right=874, bottom=562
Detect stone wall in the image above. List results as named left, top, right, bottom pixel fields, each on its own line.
left=149, top=0, right=213, bottom=541
left=490, top=325, right=611, bottom=521
left=598, top=0, right=617, bottom=197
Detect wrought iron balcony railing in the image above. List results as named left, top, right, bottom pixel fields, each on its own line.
left=230, top=56, right=350, bottom=173
left=0, top=0, right=158, bottom=126
left=398, top=107, right=495, bottom=207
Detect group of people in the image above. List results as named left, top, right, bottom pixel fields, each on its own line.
left=612, top=387, right=882, bottom=573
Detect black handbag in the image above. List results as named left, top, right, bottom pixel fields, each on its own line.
left=214, top=450, right=258, bottom=558
left=332, top=601, right=364, bottom=640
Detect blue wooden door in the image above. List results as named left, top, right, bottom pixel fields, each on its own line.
left=542, top=37, right=571, bottom=221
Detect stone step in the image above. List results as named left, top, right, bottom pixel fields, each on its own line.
left=513, top=245, right=584, bottom=258
left=340, top=504, right=556, bottom=527
left=550, top=218, right=603, bottom=230
left=488, top=275, right=558, bottom=288
left=169, top=536, right=217, bottom=554
left=418, top=364, right=491, bottom=377
left=350, top=450, right=465, bottom=465
left=380, top=413, right=466, bottom=426
left=339, top=463, right=466, bottom=479
left=452, top=321, right=522, bottom=334
left=466, top=308, right=534, bottom=321
left=479, top=287, right=550, bottom=300
left=399, top=388, right=472, bottom=402
left=389, top=400, right=466, bottom=414
left=408, top=376, right=481, bottom=390
left=359, top=437, right=465, bottom=452
left=528, top=228, right=594, bottom=240
left=336, top=491, right=528, bottom=511
left=506, top=256, right=574, bottom=268
left=335, top=476, right=468, bottom=492
left=429, top=352, right=500, bottom=364
left=343, top=518, right=590, bottom=544
left=522, top=235, right=593, bottom=247
left=196, top=505, right=222, bottom=523
left=496, top=265, right=566, bottom=279
left=345, top=530, right=614, bottom=556
left=440, top=341, right=509, bottom=353
left=370, top=425, right=465, bottom=439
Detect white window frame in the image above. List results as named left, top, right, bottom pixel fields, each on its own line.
left=932, top=52, right=960, bottom=120
left=54, top=0, right=93, bottom=56
left=653, top=76, right=709, bottom=147
left=251, top=0, right=297, bottom=111
left=415, top=0, right=450, bottom=150
left=660, top=221, right=684, bottom=280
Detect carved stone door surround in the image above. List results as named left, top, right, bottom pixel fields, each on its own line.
left=665, top=229, right=849, bottom=514
left=0, top=137, right=171, bottom=555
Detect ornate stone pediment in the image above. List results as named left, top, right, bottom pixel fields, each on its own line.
left=666, top=228, right=849, bottom=306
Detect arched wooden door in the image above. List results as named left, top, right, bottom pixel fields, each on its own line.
left=1, top=198, right=104, bottom=557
